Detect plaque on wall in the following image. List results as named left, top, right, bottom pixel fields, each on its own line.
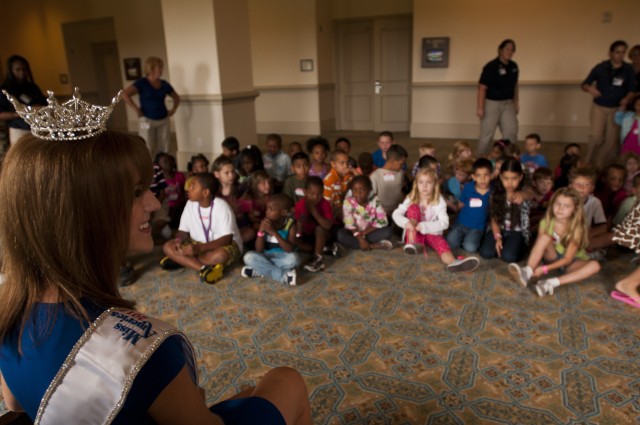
left=124, top=58, right=142, bottom=80
left=421, top=37, right=449, bottom=68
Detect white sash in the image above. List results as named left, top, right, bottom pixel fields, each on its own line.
left=34, top=308, right=198, bottom=425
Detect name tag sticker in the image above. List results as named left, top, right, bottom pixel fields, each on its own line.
left=383, top=173, right=395, bottom=182
left=295, top=188, right=305, bottom=196
left=612, top=77, right=624, bottom=86
left=499, top=68, right=506, bottom=76
left=469, top=198, right=483, bottom=208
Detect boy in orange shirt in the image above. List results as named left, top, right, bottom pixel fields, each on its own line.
left=323, top=149, right=354, bottom=221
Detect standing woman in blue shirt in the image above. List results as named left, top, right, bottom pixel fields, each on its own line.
left=123, top=56, right=180, bottom=155
left=582, top=40, right=637, bottom=169
left=476, top=39, right=519, bottom=155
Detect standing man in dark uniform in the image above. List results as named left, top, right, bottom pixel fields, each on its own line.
left=582, top=40, right=636, bottom=169
left=477, top=39, right=519, bottom=155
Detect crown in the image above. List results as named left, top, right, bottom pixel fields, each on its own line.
left=2, top=87, right=122, bottom=141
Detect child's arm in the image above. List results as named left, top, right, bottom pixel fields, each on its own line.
left=489, top=218, right=503, bottom=256
left=308, top=201, right=332, bottom=230
left=391, top=197, right=410, bottom=229
left=417, top=198, right=449, bottom=235
left=287, top=219, right=297, bottom=250
left=255, top=219, right=267, bottom=252
left=533, top=241, right=580, bottom=277
left=190, top=234, right=233, bottom=255
left=510, top=189, right=533, bottom=204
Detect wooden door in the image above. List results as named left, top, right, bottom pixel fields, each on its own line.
left=337, top=17, right=412, bottom=132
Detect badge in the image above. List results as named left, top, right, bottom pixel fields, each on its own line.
left=383, top=173, right=395, bottom=182
left=612, top=77, right=624, bottom=87
left=499, top=68, right=506, bottom=76
left=295, top=187, right=305, bottom=196
left=469, top=198, right=483, bottom=208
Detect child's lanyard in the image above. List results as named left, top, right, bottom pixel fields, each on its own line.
left=199, top=200, right=214, bottom=243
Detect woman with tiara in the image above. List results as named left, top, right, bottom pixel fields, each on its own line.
left=0, top=89, right=312, bottom=424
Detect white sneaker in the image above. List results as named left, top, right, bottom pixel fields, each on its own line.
left=284, top=269, right=297, bottom=286
left=403, top=244, right=417, bottom=255
left=508, top=263, right=531, bottom=288
left=447, top=257, right=480, bottom=273
left=535, top=280, right=555, bottom=297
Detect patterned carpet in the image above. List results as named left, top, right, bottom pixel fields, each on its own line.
left=110, top=246, right=639, bottom=424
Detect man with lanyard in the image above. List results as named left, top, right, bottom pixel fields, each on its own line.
left=582, top=40, right=637, bottom=169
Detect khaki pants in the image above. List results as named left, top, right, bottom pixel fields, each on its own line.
left=138, top=117, right=170, bottom=155
left=478, top=99, right=518, bottom=155
left=585, top=103, right=619, bottom=169
left=9, top=127, right=31, bottom=145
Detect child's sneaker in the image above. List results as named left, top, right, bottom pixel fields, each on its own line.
left=535, top=278, right=560, bottom=297
left=241, top=266, right=262, bottom=278
left=304, top=254, right=325, bottom=272
left=284, top=269, right=297, bottom=286
left=403, top=244, right=417, bottom=255
left=376, top=240, right=393, bottom=251
left=160, top=256, right=183, bottom=271
left=447, top=256, right=480, bottom=273
left=508, top=263, right=532, bottom=288
left=199, top=264, right=224, bottom=284
left=331, top=242, right=345, bottom=258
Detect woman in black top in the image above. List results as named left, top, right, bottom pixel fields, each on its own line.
left=477, top=39, right=519, bottom=155
left=0, top=55, right=46, bottom=145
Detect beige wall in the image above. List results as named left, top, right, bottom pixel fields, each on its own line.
left=332, top=0, right=412, bottom=20
left=411, top=0, right=640, bottom=142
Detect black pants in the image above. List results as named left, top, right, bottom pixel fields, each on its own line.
left=337, top=226, right=393, bottom=249
left=479, top=229, right=527, bottom=262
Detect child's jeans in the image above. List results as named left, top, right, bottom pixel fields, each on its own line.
left=243, top=250, right=300, bottom=283
left=445, top=222, right=484, bottom=253
left=337, top=226, right=393, bottom=249
left=479, top=229, right=527, bottom=262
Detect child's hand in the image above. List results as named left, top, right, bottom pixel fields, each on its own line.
left=262, top=219, right=275, bottom=235
left=495, top=239, right=503, bottom=257
left=509, top=192, right=524, bottom=204
left=181, top=244, right=196, bottom=256
left=358, top=237, right=371, bottom=251
left=533, top=266, right=546, bottom=278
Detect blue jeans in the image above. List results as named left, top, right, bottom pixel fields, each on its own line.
left=243, top=250, right=300, bottom=283
left=446, top=222, right=484, bottom=253
left=479, top=229, right=527, bottom=262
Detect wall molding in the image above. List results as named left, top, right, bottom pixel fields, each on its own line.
left=412, top=80, right=583, bottom=88
left=180, top=90, right=259, bottom=104
left=255, top=83, right=336, bottom=91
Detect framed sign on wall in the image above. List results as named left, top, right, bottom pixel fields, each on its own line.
left=124, top=58, right=142, bottom=80
left=421, top=37, right=450, bottom=68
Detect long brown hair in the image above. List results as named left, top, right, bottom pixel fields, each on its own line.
left=0, top=131, right=152, bottom=349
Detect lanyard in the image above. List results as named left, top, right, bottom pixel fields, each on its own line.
left=199, top=200, right=214, bottom=242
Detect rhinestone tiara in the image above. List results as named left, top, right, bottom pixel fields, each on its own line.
left=2, top=87, right=122, bottom=141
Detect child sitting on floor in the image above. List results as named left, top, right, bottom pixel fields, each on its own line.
left=480, top=159, right=531, bottom=263
left=337, top=175, right=393, bottom=251
left=620, top=152, right=640, bottom=193
left=508, top=187, right=601, bottom=297
left=242, top=170, right=274, bottom=235
left=212, top=155, right=254, bottom=243
left=393, top=168, right=480, bottom=272
left=283, top=152, right=310, bottom=204
left=370, top=144, right=408, bottom=217
left=529, top=167, right=554, bottom=229
left=161, top=173, right=243, bottom=284
left=520, top=133, right=548, bottom=177
left=411, top=142, right=436, bottom=177
left=323, top=149, right=354, bottom=221
left=446, top=158, right=493, bottom=253
left=296, top=176, right=333, bottom=273
left=241, top=194, right=300, bottom=286
left=262, top=133, right=291, bottom=188
left=307, top=137, right=330, bottom=179
left=595, top=164, right=627, bottom=221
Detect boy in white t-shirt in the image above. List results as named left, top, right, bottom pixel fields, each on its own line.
left=161, top=173, right=243, bottom=283
left=569, top=167, right=612, bottom=256
left=370, top=144, right=408, bottom=216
